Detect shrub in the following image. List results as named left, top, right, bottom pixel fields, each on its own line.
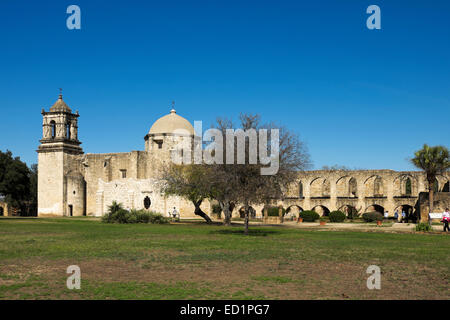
left=266, top=206, right=285, bottom=217
left=415, top=222, right=432, bottom=232
left=102, top=205, right=169, bottom=224
left=109, top=209, right=132, bottom=224
left=107, top=201, right=123, bottom=214
left=362, top=211, right=383, bottom=222
left=149, top=213, right=170, bottom=224
left=299, top=210, right=320, bottom=222
left=329, top=210, right=346, bottom=223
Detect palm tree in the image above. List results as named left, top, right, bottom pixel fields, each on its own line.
left=411, top=144, right=450, bottom=223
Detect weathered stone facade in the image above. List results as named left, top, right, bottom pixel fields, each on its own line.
left=37, top=95, right=450, bottom=220
left=37, top=96, right=206, bottom=218
left=276, top=170, right=450, bottom=219
left=233, top=170, right=449, bottom=220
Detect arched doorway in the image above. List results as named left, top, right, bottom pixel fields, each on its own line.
left=312, top=205, right=330, bottom=216
left=339, top=205, right=358, bottom=219
left=239, top=206, right=256, bottom=218
left=0, top=206, right=4, bottom=216
left=366, top=204, right=384, bottom=214
left=285, top=205, right=303, bottom=220
left=395, top=204, right=415, bottom=222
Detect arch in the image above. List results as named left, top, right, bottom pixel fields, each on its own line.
left=365, top=204, right=384, bottom=214
left=364, top=175, right=384, bottom=197
left=394, top=174, right=417, bottom=197
left=336, top=176, right=358, bottom=197
left=66, top=121, right=71, bottom=139
left=284, top=205, right=302, bottom=221
left=0, top=206, right=3, bottom=216
left=286, top=205, right=304, bottom=213
left=310, top=177, right=330, bottom=198
left=338, top=205, right=358, bottom=219
left=311, top=205, right=330, bottom=216
left=143, top=196, right=151, bottom=209
left=349, top=177, right=357, bottom=197
left=239, top=206, right=256, bottom=218
left=394, top=204, right=416, bottom=222
left=404, top=177, right=412, bottom=196
left=50, top=120, right=56, bottom=139
left=285, top=205, right=303, bottom=220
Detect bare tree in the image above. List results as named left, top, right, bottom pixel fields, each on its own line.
left=211, top=113, right=311, bottom=234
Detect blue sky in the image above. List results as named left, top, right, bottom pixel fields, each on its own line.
left=0, top=0, right=449, bottom=170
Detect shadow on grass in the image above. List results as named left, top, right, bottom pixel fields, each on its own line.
left=0, top=217, right=38, bottom=220
left=210, top=228, right=281, bottom=237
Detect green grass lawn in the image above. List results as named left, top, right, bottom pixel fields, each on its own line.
left=0, top=217, right=448, bottom=299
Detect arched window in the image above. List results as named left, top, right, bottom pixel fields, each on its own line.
left=299, top=181, right=303, bottom=198
left=50, top=121, right=56, bottom=139
left=66, top=122, right=71, bottom=139
left=349, top=178, right=357, bottom=197
left=405, top=178, right=412, bottom=196
left=374, top=176, right=383, bottom=196
left=143, top=196, right=151, bottom=209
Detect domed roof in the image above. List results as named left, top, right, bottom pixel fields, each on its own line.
left=149, top=108, right=194, bottom=135
left=50, top=94, right=72, bottom=113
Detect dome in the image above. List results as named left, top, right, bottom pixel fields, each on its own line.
left=149, top=109, right=194, bottom=135
left=50, top=94, right=72, bottom=113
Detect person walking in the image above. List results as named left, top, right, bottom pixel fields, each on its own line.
left=401, top=210, right=406, bottom=223
left=172, top=207, right=180, bottom=221
left=384, top=211, right=389, bottom=220
left=443, top=208, right=450, bottom=232
left=394, top=210, right=399, bottom=222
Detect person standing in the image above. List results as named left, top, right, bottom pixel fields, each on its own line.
left=401, top=210, right=406, bottom=223
left=384, top=211, right=389, bottom=220
left=443, top=208, right=450, bottom=232
left=172, top=207, right=180, bottom=221
left=394, top=210, right=399, bottom=222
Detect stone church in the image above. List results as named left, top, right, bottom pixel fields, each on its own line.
left=37, top=94, right=450, bottom=220
left=37, top=94, right=201, bottom=217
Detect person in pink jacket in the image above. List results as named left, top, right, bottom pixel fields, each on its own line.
left=442, top=208, right=450, bottom=232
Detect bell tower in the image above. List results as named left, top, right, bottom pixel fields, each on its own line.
left=38, top=91, right=82, bottom=154
left=37, top=92, right=84, bottom=216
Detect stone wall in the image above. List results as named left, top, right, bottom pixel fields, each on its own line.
left=230, top=170, right=450, bottom=220
left=418, top=192, right=450, bottom=222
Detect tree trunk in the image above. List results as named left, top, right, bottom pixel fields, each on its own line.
left=220, top=200, right=234, bottom=226
left=193, top=200, right=212, bottom=223
left=244, top=204, right=249, bottom=235
left=428, top=178, right=434, bottom=225
left=220, top=201, right=230, bottom=226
